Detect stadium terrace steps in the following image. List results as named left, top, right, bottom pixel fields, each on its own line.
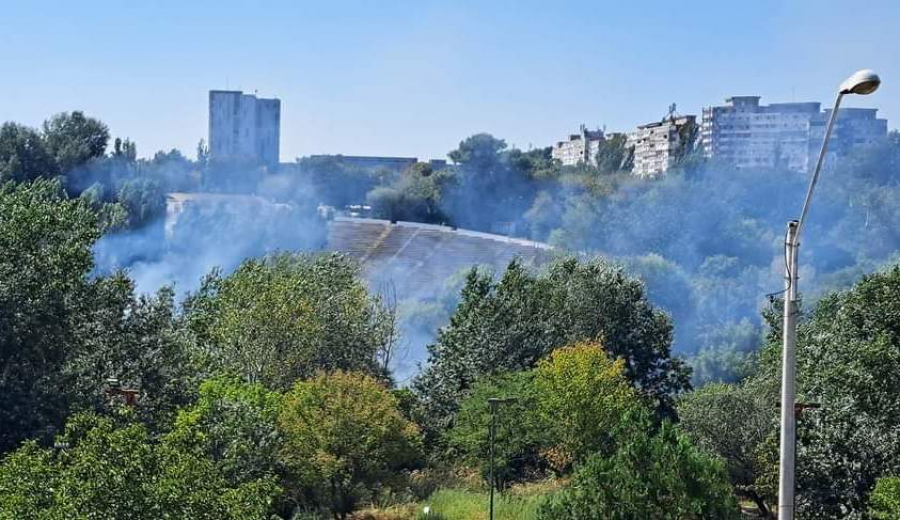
left=325, top=217, right=552, bottom=298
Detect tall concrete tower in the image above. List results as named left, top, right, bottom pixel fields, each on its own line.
left=208, top=90, right=280, bottom=166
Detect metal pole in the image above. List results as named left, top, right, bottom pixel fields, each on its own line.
left=778, top=220, right=800, bottom=520
left=797, top=93, right=843, bottom=236
left=489, top=406, right=496, bottom=520
left=778, top=92, right=844, bottom=520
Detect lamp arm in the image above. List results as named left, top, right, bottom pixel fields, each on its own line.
left=795, top=92, right=844, bottom=243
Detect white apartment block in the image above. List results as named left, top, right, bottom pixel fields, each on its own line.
left=209, top=90, right=281, bottom=166
left=700, top=96, right=887, bottom=172
left=629, top=115, right=696, bottom=177
left=552, top=125, right=605, bottom=166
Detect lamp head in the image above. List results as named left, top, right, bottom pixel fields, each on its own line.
left=840, top=69, right=881, bottom=95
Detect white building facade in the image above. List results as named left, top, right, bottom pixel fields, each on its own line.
left=700, top=96, right=887, bottom=172
left=209, top=90, right=281, bottom=166
left=629, top=115, right=696, bottom=177
left=552, top=125, right=605, bottom=166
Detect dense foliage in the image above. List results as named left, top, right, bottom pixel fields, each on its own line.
left=532, top=343, right=641, bottom=464
left=184, top=253, right=396, bottom=388
left=448, top=342, right=643, bottom=486
left=676, top=382, right=774, bottom=515
left=756, top=265, right=900, bottom=518
left=870, top=476, right=900, bottom=520
left=0, top=412, right=280, bottom=520
left=414, top=257, right=690, bottom=441
left=539, top=420, right=739, bottom=520
left=279, top=371, right=422, bottom=519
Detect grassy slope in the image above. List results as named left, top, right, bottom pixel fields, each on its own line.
left=353, top=480, right=559, bottom=520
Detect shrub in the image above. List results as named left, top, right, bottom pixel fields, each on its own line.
left=539, top=420, right=739, bottom=520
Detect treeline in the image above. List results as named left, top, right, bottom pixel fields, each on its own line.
left=325, top=131, right=900, bottom=385
left=3, top=178, right=900, bottom=517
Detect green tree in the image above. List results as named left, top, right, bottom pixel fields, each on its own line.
left=539, top=419, right=739, bottom=520
left=63, top=276, right=200, bottom=432
left=0, top=122, right=59, bottom=183
left=752, top=264, right=900, bottom=518
left=366, top=162, right=456, bottom=224
left=0, top=180, right=99, bottom=452
left=117, top=177, right=166, bottom=228
left=677, top=382, right=775, bottom=516
left=448, top=133, right=507, bottom=169
left=594, top=132, right=633, bottom=174
left=184, top=253, right=396, bottom=389
left=0, top=412, right=280, bottom=520
left=532, top=342, right=641, bottom=466
left=111, top=137, right=137, bottom=162
left=414, top=257, right=689, bottom=440
left=166, top=376, right=283, bottom=487
left=870, top=476, right=900, bottom=520
left=279, top=371, right=422, bottom=519
left=42, top=111, right=109, bottom=174
left=446, top=371, right=544, bottom=489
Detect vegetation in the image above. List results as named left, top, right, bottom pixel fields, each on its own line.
left=279, top=371, right=422, bottom=519
left=677, top=382, right=774, bottom=515
left=0, top=412, right=280, bottom=520
left=3, top=110, right=900, bottom=518
left=870, top=476, right=900, bottom=520
left=539, top=420, right=738, bottom=519
left=414, top=257, right=689, bottom=444
left=184, top=253, right=396, bottom=388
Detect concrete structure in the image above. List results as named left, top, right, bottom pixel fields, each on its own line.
left=209, top=90, right=281, bottom=166
left=810, top=107, right=888, bottom=164
left=700, top=96, right=887, bottom=172
left=165, top=192, right=291, bottom=239
left=552, top=125, right=605, bottom=166
left=629, top=115, right=697, bottom=177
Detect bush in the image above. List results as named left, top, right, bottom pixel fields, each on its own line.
left=447, top=371, right=544, bottom=488
left=279, top=371, right=422, bottom=519
left=0, top=412, right=279, bottom=520
left=870, top=476, right=900, bottom=520
left=539, top=420, right=739, bottom=520
left=532, top=342, right=641, bottom=466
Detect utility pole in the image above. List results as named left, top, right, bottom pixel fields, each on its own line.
left=776, top=69, right=880, bottom=520
left=778, top=220, right=800, bottom=518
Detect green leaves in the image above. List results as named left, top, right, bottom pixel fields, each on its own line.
left=870, top=476, right=900, bottom=520
left=751, top=264, right=900, bottom=518
left=279, top=371, right=422, bottom=518
left=0, top=179, right=100, bottom=451
left=539, top=421, right=739, bottom=520
left=414, top=256, right=689, bottom=442
left=184, top=253, right=396, bottom=389
left=0, top=412, right=280, bottom=520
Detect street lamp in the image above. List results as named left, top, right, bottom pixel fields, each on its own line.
left=487, top=397, right=517, bottom=520
left=777, top=69, right=880, bottom=520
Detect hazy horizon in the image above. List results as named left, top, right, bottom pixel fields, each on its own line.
left=2, top=0, right=897, bottom=162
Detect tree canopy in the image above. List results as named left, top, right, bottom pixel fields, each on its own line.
left=414, top=257, right=690, bottom=440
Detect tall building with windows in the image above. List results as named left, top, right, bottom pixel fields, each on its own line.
left=629, top=115, right=696, bottom=177
left=700, top=96, right=887, bottom=172
left=552, top=125, right=605, bottom=166
left=208, top=90, right=281, bottom=166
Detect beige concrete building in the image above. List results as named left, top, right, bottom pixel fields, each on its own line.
left=209, top=90, right=281, bottom=166
left=700, top=96, right=887, bottom=172
left=552, top=125, right=605, bottom=166
left=629, top=115, right=697, bottom=177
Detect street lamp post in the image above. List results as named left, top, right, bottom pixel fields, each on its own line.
left=487, top=397, right=517, bottom=520
left=777, top=69, right=881, bottom=520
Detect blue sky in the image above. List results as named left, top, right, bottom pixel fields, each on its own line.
left=1, top=0, right=897, bottom=162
